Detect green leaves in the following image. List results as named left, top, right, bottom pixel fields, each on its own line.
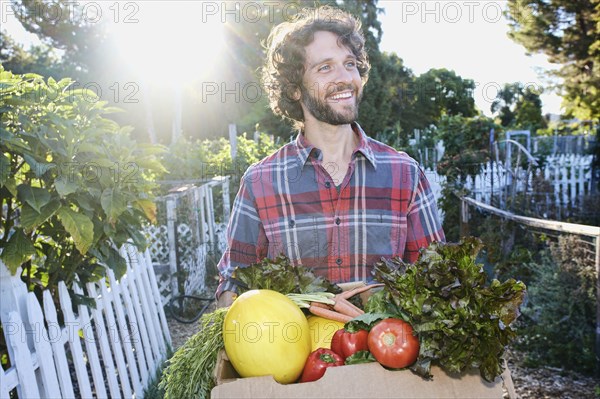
left=372, top=237, right=526, bottom=382
left=100, top=188, right=127, bottom=223
left=0, top=229, right=36, bottom=274
left=54, top=178, right=78, bottom=197
left=16, top=185, right=51, bottom=213
left=57, top=208, right=94, bottom=254
left=234, top=254, right=341, bottom=295
left=19, top=201, right=60, bottom=231
left=0, top=66, right=164, bottom=293
left=345, top=312, right=398, bottom=333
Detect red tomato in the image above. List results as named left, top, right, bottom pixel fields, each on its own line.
left=330, top=328, right=369, bottom=360
left=367, top=318, right=419, bottom=369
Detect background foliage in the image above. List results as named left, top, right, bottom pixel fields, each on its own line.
left=506, top=0, right=600, bottom=121
left=0, top=66, right=164, bottom=296
left=517, top=235, right=596, bottom=374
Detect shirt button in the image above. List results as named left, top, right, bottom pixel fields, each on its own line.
left=289, top=219, right=295, bottom=227
left=335, top=217, right=341, bottom=225
left=325, top=182, right=331, bottom=188
left=336, top=258, right=342, bottom=265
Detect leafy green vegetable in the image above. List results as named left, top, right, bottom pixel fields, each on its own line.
left=344, top=312, right=397, bottom=333
left=344, top=350, right=376, bottom=365
left=233, top=254, right=342, bottom=295
left=372, top=237, right=526, bottom=382
left=160, top=308, right=227, bottom=399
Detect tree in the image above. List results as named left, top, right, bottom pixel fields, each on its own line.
left=0, top=31, right=65, bottom=78
left=435, top=115, right=500, bottom=241
left=491, top=82, right=546, bottom=131
left=410, top=68, right=477, bottom=131
left=0, top=66, right=165, bottom=294
left=8, top=0, right=109, bottom=80
left=506, top=0, right=600, bottom=121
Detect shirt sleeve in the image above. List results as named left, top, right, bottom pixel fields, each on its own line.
left=403, top=165, right=445, bottom=263
left=215, top=169, right=268, bottom=298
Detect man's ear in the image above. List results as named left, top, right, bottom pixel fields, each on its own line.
left=283, top=83, right=301, bottom=102
left=292, top=87, right=301, bottom=101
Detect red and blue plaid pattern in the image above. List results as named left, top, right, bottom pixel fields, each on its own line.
left=216, top=123, right=445, bottom=297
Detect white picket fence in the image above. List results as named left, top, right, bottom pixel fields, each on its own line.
left=459, top=154, right=594, bottom=207
left=0, top=246, right=171, bottom=398
left=541, top=154, right=595, bottom=207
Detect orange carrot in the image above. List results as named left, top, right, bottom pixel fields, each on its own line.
left=338, top=283, right=384, bottom=300
left=310, top=301, right=331, bottom=310
left=308, top=305, right=353, bottom=323
left=333, top=297, right=364, bottom=317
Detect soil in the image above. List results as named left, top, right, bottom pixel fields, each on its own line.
left=167, top=319, right=599, bottom=398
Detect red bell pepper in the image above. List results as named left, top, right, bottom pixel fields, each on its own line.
left=299, top=348, right=344, bottom=383
left=330, top=328, right=369, bottom=360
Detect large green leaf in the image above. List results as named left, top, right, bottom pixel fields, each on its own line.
left=101, top=188, right=127, bottom=222
left=90, top=244, right=127, bottom=279
left=57, top=208, right=94, bottom=254
left=0, top=229, right=36, bottom=274
left=20, top=200, right=61, bottom=232
left=3, top=177, right=17, bottom=197
left=55, top=178, right=79, bottom=197
left=16, top=185, right=51, bottom=213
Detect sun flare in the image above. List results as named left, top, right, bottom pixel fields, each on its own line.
left=113, top=2, right=225, bottom=87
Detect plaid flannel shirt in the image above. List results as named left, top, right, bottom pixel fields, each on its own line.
left=216, top=123, right=445, bottom=297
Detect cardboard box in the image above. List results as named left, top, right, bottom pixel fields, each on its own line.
left=211, top=350, right=514, bottom=398
left=211, top=282, right=516, bottom=398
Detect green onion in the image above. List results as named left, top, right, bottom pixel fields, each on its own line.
left=160, top=307, right=227, bottom=399
left=287, top=292, right=336, bottom=308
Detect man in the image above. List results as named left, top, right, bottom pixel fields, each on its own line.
left=216, top=6, right=444, bottom=307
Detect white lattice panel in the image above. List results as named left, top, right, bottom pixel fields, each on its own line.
left=146, top=225, right=170, bottom=264
left=184, top=244, right=208, bottom=295
left=156, top=272, right=172, bottom=306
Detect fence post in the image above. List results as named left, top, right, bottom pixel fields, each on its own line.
left=222, top=177, right=231, bottom=223
left=459, top=198, right=470, bottom=238
left=166, top=195, right=179, bottom=297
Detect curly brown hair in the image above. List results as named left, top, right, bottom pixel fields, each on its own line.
left=261, top=6, right=371, bottom=129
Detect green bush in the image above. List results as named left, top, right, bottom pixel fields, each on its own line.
left=0, top=66, right=165, bottom=293
left=517, top=235, right=596, bottom=374
left=158, top=131, right=278, bottom=203
left=434, top=115, right=500, bottom=241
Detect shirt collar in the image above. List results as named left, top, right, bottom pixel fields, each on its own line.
left=295, top=122, right=377, bottom=169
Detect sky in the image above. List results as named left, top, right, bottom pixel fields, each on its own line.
left=378, top=0, right=562, bottom=116
left=1, top=0, right=562, bottom=117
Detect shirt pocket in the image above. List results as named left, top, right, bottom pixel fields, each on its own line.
left=364, top=211, right=407, bottom=257
left=263, top=216, right=322, bottom=261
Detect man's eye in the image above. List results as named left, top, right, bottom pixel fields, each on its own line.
left=318, top=65, right=330, bottom=72
left=346, top=61, right=356, bottom=68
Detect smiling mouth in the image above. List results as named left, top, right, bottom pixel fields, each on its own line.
left=328, top=91, right=354, bottom=102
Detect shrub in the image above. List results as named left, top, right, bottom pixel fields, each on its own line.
left=517, top=235, right=596, bottom=374
left=0, top=66, right=165, bottom=293
left=157, top=131, right=278, bottom=203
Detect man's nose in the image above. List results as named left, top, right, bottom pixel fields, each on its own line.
left=335, top=64, right=353, bottom=84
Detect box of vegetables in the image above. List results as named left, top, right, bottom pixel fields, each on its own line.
left=159, top=238, right=524, bottom=399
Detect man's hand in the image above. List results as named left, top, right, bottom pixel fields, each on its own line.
left=217, top=290, right=236, bottom=308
